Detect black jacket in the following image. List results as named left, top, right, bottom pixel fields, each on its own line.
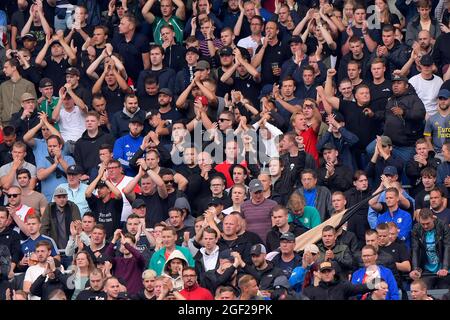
left=344, top=187, right=373, bottom=244
left=382, top=92, right=426, bottom=147
left=302, top=278, right=373, bottom=300
left=0, top=228, right=21, bottom=265
left=369, top=40, right=410, bottom=79
left=29, top=269, right=74, bottom=300
left=203, top=265, right=238, bottom=295
left=217, top=235, right=255, bottom=265
left=240, top=262, right=285, bottom=290
left=266, top=224, right=307, bottom=252
left=74, top=130, right=115, bottom=175
left=10, top=108, right=41, bottom=140
left=411, top=218, right=450, bottom=271
left=406, top=153, right=441, bottom=194
left=317, top=162, right=353, bottom=193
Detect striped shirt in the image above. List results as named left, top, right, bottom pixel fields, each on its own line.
left=241, top=198, right=278, bottom=244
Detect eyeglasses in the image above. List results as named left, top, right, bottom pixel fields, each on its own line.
left=320, top=269, right=333, bottom=274
left=182, top=274, right=197, bottom=278
left=218, top=118, right=231, bottom=122
left=362, top=254, right=375, bottom=258
left=6, top=194, right=20, bottom=198
left=164, top=180, right=175, bottom=185
left=303, top=104, right=314, bottom=108
left=55, top=195, right=68, bottom=198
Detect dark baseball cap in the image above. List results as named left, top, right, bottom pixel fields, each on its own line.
left=280, top=232, right=295, bottom=242
left=196, top=60, right=210, bottom=70
left=158, top=88, right=173, bottom=97
left=208, top=197, right=224, bottom=207
left=218, top=249, right=234, bottom=262
left=219, top=46, right=233, bottom=56
left=250, top=244, right=267, bottom=255
left=319, top=261, right=335, bottom=272
left=391, top=74, right=408, bottom=83
left=39, top=78, right=53, bottom=88
left=383, top=166, right=398, bottom=176
left=22, top=33, right=37, bottom=41
left=249, top=179, right=263, bottom=193
left=438, top=89, right=450, bottom=99
left=332, top=111, right=345, bottom=123
left=65, top=67, right=80, bottom=76
left=129, top=114, right=144, bottom=125
left=321, top=142, right=338, bottom=152
left=96, top=180, right=108, bottom=189
left=67, top=165, right=83, bottom=175
left=420, top=54, right=433, bottom=67
left=132, top=198, right=146, bottom=209
left=186, top=47, right=200, bottom=56
left=288, top=35, right=303, bottom=44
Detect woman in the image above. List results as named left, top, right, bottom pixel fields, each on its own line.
left=287, top=192, right=321, bottom=230
left=342, top=0, right=355, bottom=26
left=69, top=251, right=95, bottom=300
left=344, top=171, right=372, bottom=246
left=375, top=0, right=401, bottom=30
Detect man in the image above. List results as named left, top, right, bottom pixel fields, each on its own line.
left=317, top=143, right=353, bottom=193
left=436, top=142, right=450, bottom=194
left=168, top=207, right=194, bottom=246
left=136, top=45, right=176, bottom=96
left=76, top=268, right=107, bottom=300
left=110, top=94, right=146, bottom=139
left=217, top=214, right=254, bottom=264
left=113, top=114, right=145, bottom=176
left=64, top=5, right=94, bottom=50
left=0, top=126, right=20, bottom=166
left=424, top=89, right=450, bottom=156
left=84, top=224, right=108, bottom=264
left=36, top=135, right=74, bottom=202
left=215, top=286, right=237, bottom=300
left=179, top=267, right=214, bottom=300
left=367, top=58, right=392, bottom=122
left=0, top=58, right=36, bottom=124
left=251, top=21, right=291, bottom=85
left=156, top=88, right=182, bottom=123
left=238, top=275, right=261, bottom=300
left=370, top=187, right=413, bottom=247
left=302, top=261, right=380, bottom=300
left=55, top=164, right=89, bottom=217
left=295, top=169, right=333, bottom=222
left=103, top=277, right=121, bottom=300
left=17, top=168, right=48, bottom=217
left=3, top=186, right=35, bottom=238
left=149, top=226, right=194, bottom=276
left=22, top=241, right=54, bottom=300
left=194, top=227, right=220, bottom=285
left=175, top=47, right=201, bottom=95
left=0, top=207, right=21, bottom=279
left=241, top=179, right=277, bottom=244
left=414, top=168, right=439, bottom=215
left=338, top=36, right=370, bottom=83
left=112, top=13, right=150, bottom=82
left=409, top=54, right=443, bottom=116
left=10, top=93, right=40, bottom=140
left=40, top=187, right=81, bottom=255
left=273, top=77, right=302, bottom=124
left=237, top=15, right=264, bottom=57
left=373, top=24, right=410, bottom=79
left=410, top=279, right=435, bottom=300
left=351, top=245, right=400, bottom=300
left=429, top=187, right=450, bottom=226
left=0, top=141, right=37, bottom=190
left=317, top=225, right=354, bottom=278
left=64, top=213, right=96, bottom=259
left=266, top=205, right=306, bottom=252
left=160, top=25, right=186, bottom=73
left=141, top=0, right=185, bottom=46
left=74, top=111, right=114, bottom=175
left=85, top=166, right=123, bottom=240
left=409, top=208, right=450, bottom=289
left=269, top=232, right=302, bottom=278
left=132, top=269, right=157, bottom=300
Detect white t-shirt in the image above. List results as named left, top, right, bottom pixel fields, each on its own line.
left=110, top=175, right=134, bottom=222
left=409, top=74, right=443, bottom=115
left=24, top=264, right=47, bottom=300
left=58, top=106, right=87, bottom=141
left=237, top=36, right=265, bottom=58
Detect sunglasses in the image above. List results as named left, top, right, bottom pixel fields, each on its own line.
left=164, top=180, right=175, bottom=185
left=6, top=193, right=20, bottom=198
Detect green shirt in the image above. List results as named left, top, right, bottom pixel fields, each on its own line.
left=288, top=206, right=321, bottom=229
left=153, top=16, right=184, bottom=45
left=39, top=97, right=60, bottom=130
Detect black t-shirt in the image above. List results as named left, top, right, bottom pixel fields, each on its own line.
left=233, top=73, right=261, bottom=109
left=101, top=85, right=126, bottom=117
left=76, top=289, right=107, bottom=300
left=415, top=189, right=431, bottom=209
left=339, top=99, right=378, bottom=151
left=87, top=195, right=124, bottom=240
left=43, top=57, right=71, bottom=91
left=379, top=241, right=410, bottom=264
left=175, top=226, right=195, bottom=246
left=73, top=85, right=92, bottom=109
left=434, top=208, right=450, bottom=226
left=65, top=26, right=94, bottom=54
left=368, top=80, right=392, bottom=114
left=136, top=193, right=168, bottom=228
left=256, top=41, right=292, bottom=85
left=138, top=93, right=158, bottom=112
left=216, top=67, right=234, bottom=98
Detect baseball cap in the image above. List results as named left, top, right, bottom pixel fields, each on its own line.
left=288, top=35, right=303, bottom=44
left=22, top=33, right=37, bottom=41
left=332, top=111, right=345, bottom=123
left=383, top=166, right=398, bottom=176
left=174, top=197, right=191, bottom=213
left=273, top=276, right=291, bottom=290
left=303, top=243, right=319, bottom=254
left=258, top=84, right=274, bottom=100
left=438, top=89, right=450, bottom=99
left=195, top=95, right=208, bottom=106
left=280, top=232, right=295, bottom=242
left=129, top=114, right=144, bottom=125
left=420, top=54, right=433, bottom=67
left=54, top=187, right=68, bottom=196
left=65, top=67, right=80, bottom=76
left=219, top=46, right=233, bottom=56
left=20, top=92, right=35, bottom=102
left=319, top=261, right=334, bottom=272
left=39, top=78, right=53, bottom=88
left=186, top=47, right=200, bottom=56
left=132, top=198, right=146, bottom=209
left=250, top=244, right=267, bottom=255
left=96, top=180, right=108, bottom=189
left=391, top=74, right=408, bottom=83
left=321, top=142, right=338, bottom=152
left=158, top=88, right=173, bottom=97
left=196, top=60, right=210, bottom=70
left=218, top=249, right=235, bottom=262
left=380, top=135, right=392, bottom=147
left=249, top=179, right=263, bottom=193
left=208, top=197, right=224, bottom=207
left=67, top=165, right=83, bottom=175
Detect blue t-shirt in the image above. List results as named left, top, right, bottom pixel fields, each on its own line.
left=303, top=189, right=317, bottom=208
left=424, top=230, right=441, bottom=273
left=21, top=235, right=58, bottom=257
left=36, top=154, right=75, bottom=201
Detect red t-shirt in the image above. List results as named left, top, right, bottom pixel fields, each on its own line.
left=215, top=160, right=248, bottom=188
left=300, top=127, right=319, bottom=166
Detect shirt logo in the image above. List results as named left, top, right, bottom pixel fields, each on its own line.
left=397, top=218, right=402, bottom=224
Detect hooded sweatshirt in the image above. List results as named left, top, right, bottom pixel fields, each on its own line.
left=74, top=130, right=115, bottom=174
left=161, top=250, right=189, bottom=291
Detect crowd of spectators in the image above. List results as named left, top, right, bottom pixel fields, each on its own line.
left=0, top=0, right=449, bottom=301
